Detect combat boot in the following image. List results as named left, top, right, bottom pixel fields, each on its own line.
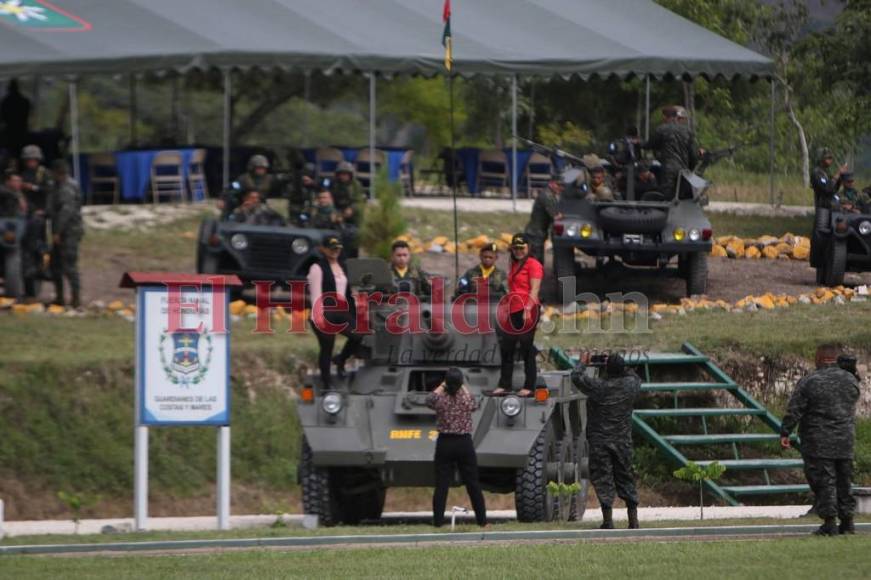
left=813, top=517, right=838, bottom=536
left=839, top=517, right=855, bottom=535
left=599, top=506, right=614, bottom=530
left=53, top=281, right=65, bottom=307
left=627, top=504, right=640, bottom=529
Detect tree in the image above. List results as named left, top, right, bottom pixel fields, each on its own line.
left=359, top=169, right=407, bottom=260
left=673, top=461, right=727, bottom=520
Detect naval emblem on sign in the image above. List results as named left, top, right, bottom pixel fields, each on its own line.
left=158, top=330, right=213, bottom=387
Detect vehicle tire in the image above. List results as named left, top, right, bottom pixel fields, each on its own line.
left=824, top=240, right=846, bottom=287
left=552, top=245, right=575, bottom=303
left=515, top=421, right=557, bottom=522
left=810, top=209, right=830, bottom=268
left=815, top=262, right=827, bottom=285
left=684, top=252, right=708, bottom=296
left=196, top=219, right=219, bottom=274
left=337, top=480, right=386, bottom=525
left=3, top=250, right=24, bottom=299
left=299, top=437, right=341, bottom=527
left=598, top=206, right=668, bottom=235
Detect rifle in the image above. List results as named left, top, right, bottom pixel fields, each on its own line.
left=694, top=145, right=738, bottom=177
left=517, top=137, right=586, bottom=166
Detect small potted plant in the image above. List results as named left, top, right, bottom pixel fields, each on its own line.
left=547, top=481, right=582, bottom=522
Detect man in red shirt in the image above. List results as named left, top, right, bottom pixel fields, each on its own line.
left=494, top=233, right=543, bottom=397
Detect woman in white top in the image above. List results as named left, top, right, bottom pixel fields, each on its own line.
left=306, top=235, right=362, bottom=388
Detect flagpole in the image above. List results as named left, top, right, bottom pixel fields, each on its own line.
left=450, top=71, right=458, bottom=283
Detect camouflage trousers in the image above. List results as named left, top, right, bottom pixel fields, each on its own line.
left=51, top=239, right=81, bottom=306
left=589, top=441, right=639, bottom=508
left=803, top=455, right=855, bottom=519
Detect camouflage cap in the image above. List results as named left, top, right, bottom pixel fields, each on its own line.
left=336, top=161, right=354, bottom=174
left=21, top=144, right=43, bottom=160
left=248, top=154, right=270, bottom=169
left=322, top=234, right=343, bottom=250
left=510, top=233, right=528, bottom=248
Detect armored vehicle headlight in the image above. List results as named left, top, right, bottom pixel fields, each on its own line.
left=859, top=221, right=871, bottom=236
left=322, top=392, right=343, bottom=415
left=580, top=224, right=593, bottom=238
left=566, top=224, right=579, bottom=237
left=230, top=233, right=249, bottom=250
left=688, top=228, right=701, bottom=242
left=500, top=395, right=522, bottom=417
left=291, top=238, right=310, bottom=254
left=673, top=228, right=686, bottom=242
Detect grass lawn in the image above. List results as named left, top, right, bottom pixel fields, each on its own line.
left=2, top=535, right=870, bottom=579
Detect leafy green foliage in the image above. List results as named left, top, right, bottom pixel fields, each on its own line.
left=359, top=169, right=408, bottom=260
left=673, top=461, right=727, bottom=483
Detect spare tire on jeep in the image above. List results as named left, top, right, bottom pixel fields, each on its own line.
left=598, top=206, right=668, bottom=235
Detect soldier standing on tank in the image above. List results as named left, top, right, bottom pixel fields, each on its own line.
left=48, top=160, right=84, bottom=308
left=781, top=344, right=860, bottom=536
left=645, top=106, right=701, bottom=199
left=455, top=243, right=507, bottom=300
left=390, top=240, right=430, bottom=297
left=571, top=353, right=642, bottom=530
left=523, top=174, right=563, bottom=264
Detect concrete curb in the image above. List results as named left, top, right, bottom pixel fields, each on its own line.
left=2, top=524, right=868, bottom=556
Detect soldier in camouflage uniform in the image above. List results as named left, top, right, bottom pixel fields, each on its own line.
left=780, top=344, right=860, bottom=536
left=810, top=149, right=850, bottom=267
left=571, top=353, right=642, bottom=530
left=331, top=161, right=366, bottom=227
left=222, top=155, right=279, bottom=218
left=228, top=190, right=286, bottom=226
left=586, top=166, right=615, bottom=201
left=390, top=239, right=430, bottom=297
left=19, top=145, right=52, bottom=298
left=837, top=172, right=870, bottom=213
left=455, top=243, right=507, bottom=300
left=523, top=175, right=563, bottom=263
left=0, top=171, right=25, bottom=217
left=289, top=162, right=318, bottom=226
left=645, top=106, right=701, bottom=199
left=306, top=189, right=343, bottom=230
left=19, top=145, right=51, bottom=213
left=48, top=160, right=84, bottom=308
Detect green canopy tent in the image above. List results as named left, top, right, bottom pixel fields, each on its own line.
left=0, top=0, right=774, bottom=201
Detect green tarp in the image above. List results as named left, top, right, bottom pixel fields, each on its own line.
left=0, top=0, right=772, bottom=79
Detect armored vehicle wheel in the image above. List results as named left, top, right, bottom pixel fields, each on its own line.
left=815, top=261, right=827, bottom=285
left=299, top=437, right=341, bottom=526
left=684, top=251, right=708, bottom=296
left=823, top=240, right=846, bottom=287
left=333, top=471, right=386, bottom=524
left=598, top=207, right=668, bottom=235
left=552, top=246, right=575, bottom=300
left=810, top=209, right=830, bottom=268
left=3, top=251, right=24, bottom=299
left=515, top=421, right=557, bottom=522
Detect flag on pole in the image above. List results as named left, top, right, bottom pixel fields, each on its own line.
left=442, top=0, right=452, bottom=71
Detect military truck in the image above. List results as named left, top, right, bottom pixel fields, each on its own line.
left=297, top=258, right=590, bottom=525
left=196, top=192, right=337, bottom=293
left=525, top=139, right=721, bottom=298
left=0, top=216, right=27, bottom=298
left=812, top=197, right=871, bottom=286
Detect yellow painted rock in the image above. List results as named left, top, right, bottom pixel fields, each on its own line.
left=47, top=304, right=66, bottom=315
left=651, top=304, right=669, bottom=313
left=762, top=245, right=780, bottom=259
left=775, top=242, right=792, bottom=255
left=11, top=303, right=30, bottom=314
left=230, top=299, right=247, bottom=316
left=755, top=295, right=776, bottom=310
left=444, top=241, right=457, bottom=253
left=711, top=244, right=727, bottom=257
left=745, top=246, right=761, bottom=259
left=794, top=236, right=810, bottom=249
left=107, top=300, right=125, bottom=311
left=716, top=235, right=736, bottom=246
left=725, top=239, right=745, bottom=258
left=0, top=297, right=15, bottom=308
left=119, top=308, right=135, bottom=318
left=500, top=233, right=514, bottom=244
left=432, top=235, right=449, bottom=246
left=758, top=235, right=779, bottom=246
left=791, top=245, right=809, bottom=260
left=243, top=304, right=259, bottom=316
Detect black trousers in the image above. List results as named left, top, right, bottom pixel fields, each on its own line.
left=589, top=441, right=639, bottom=508
left=803, top=455, right=855, bottom=519
left=498, top=309, right=537, bottom=390
left=311, top=310, right=362, bottom=388
left=433, top=433, right=487, bottom=526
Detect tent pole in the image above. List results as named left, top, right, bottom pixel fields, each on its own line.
left=129, top=74, right=138, bottom=147
left=222, top=70, right=231, bottom=189
left=769, top=79, right=775, bottom=207
left=31, top=76, right=41, bottom=129
left=68, top=79, right=81, bottom=188
left=511, top=75, right=518, bottom=212
left=302, top=71, right=311, bottom=146
left=369, top=73, right=376, bottom=199
left=644, top=75, right=651, bottom=142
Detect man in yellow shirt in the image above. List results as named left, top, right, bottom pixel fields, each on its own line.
left=455, top=243, right=507, bottom=300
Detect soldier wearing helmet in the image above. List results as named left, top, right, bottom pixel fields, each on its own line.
left=811, top=148, right=848, bottom=209
left=20, top=144, right=51, bottom=213
left=644, top=105, right=701, bottom=199
left=329, top=160, right=365, bottom=258
left=222, top=154, right=279, bottom=218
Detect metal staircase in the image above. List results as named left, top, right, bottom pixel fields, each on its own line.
left=551, top=342, right=809, bottom=506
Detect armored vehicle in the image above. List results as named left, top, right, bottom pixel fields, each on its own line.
left=297, top=258, right=590, bottom=525
left=812, top=197, right=871, bottom=286
left=0, top=216, right=27, bottom=298
left=196, top=192, right=337, bottom=292
left=527, top=139, right=723, bottom=297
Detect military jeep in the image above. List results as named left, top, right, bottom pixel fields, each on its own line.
left=528, top=140, right=719, bottom=298
left=812, top=199, right=871, bottom=286
left=296, top=259, right=590, bottom=525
